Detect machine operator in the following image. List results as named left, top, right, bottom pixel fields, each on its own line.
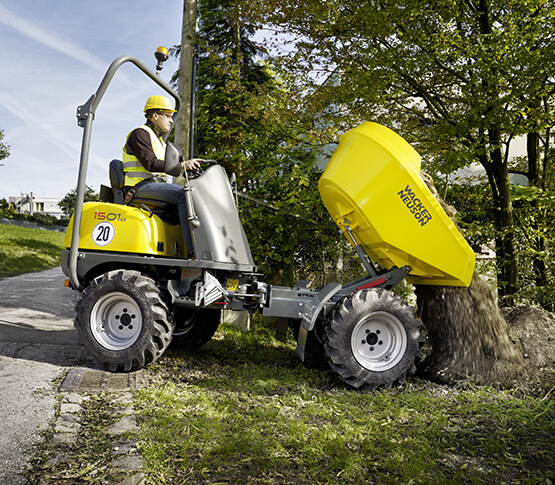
left=122, top=95, right=201, bottom=258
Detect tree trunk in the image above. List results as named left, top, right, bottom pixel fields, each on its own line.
left=415, top=173, right=525, bottom=388
left=527, top=131, right=549, bottom=303
left=474, top=1, right=518, bottom=304
left=479, top=139, right=518, bottom=305
left=489, top=156, right=518, bottom=305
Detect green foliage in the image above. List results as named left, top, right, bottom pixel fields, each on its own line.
left=190, top=0, right=353, bottom=285
left=174, top=0, right=554, bottom=304
left=511, top=186, right=555, bottom=309
left=439, top=180, right=555, bottom=309
left=248, top=0, right=555, bottom=303
left=196, top=0, right=272, bottom=90
left=0, top=203, right=17, bottom=220
left=239, top=152, right=363, bottom=287
left=441, top=182, right=496, bottom=247
left=0, top=203, right=66, bottom=227
left=57, top=185, right=100, bottom=218
left=0, top=224, right=65, bottom=278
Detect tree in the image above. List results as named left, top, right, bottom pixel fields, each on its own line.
left=193, top=0, right=272, bottom=181
left=58, top=186, right=100, bottom=218
left=172, top=0, right=355, bottom=285
left=0, top=129, right=10, bottom=162
left=257, top=0, right=555, bottom=305
left=240, top=0, right=555, bottom=387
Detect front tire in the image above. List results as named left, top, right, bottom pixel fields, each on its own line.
left=324, top=289, right=424, bottom=390
left=75, top=270, right=174, bottom=372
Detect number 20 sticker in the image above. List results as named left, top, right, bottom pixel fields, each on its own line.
left=92, top=222, right=115, bottom=246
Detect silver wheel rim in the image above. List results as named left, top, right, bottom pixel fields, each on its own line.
left=90, top=292, right=142, bottom=350
left=351, top=311, right=407, bottom=371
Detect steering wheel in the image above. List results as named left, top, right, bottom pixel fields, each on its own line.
left=187, top=159, right=218, bottom=179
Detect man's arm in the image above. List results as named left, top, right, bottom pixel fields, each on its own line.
left=126, top=127, right=203, bottom=173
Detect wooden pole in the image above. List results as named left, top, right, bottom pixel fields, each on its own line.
left=175, top=0, right=197, bottom=184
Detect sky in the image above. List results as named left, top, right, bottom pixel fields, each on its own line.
left=0, top=0, right=185, bottom=199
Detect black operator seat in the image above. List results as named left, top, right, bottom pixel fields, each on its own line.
left=106, top=159, right=179, bottom=224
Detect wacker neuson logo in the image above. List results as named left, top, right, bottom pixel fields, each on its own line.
left=397, top=185, right=432, bottom=227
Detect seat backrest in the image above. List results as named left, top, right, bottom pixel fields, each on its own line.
left=109, top=159, right=125, bottom=204
left=109, top=159, right=125, bottom=190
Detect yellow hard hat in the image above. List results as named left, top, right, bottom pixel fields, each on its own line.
left=143, top=95, right=176, bottom=113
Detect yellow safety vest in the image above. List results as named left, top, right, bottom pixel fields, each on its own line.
left=122, top=124, right=167, bottom=187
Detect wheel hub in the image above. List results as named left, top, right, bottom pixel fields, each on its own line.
left=351, top=311, right=407, bottom=371
left=91, top=292, right=142, bottom=351
left=364, top=331, right=381, bottom=347
left=117, top=311, right=134, bottom=329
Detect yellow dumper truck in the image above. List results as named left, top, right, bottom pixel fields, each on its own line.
left=62, top=53, right=475, bottom=390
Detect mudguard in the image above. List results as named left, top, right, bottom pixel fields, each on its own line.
left=189, top=165, right=255, bottom=267
left=63, top=202, right=184, bottom=257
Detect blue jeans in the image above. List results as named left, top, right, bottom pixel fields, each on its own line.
left=133, top=181, right=194, bottom=255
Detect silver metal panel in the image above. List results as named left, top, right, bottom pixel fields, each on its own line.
left=189, top=165, right=255, bottom=266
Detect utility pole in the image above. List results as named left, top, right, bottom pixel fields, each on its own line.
left=175, top=0, right=197, bottom=184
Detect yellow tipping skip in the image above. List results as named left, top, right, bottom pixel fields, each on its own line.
left=319, top=122, right=476, bottom=287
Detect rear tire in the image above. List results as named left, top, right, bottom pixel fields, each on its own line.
left=324, top=289, right=424, bottom=390
left=171, top=308, right=221, bottom=350
left=75, top=270, right=174, bottom=372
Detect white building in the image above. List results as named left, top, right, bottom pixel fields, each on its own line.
left=8, top=193, right=63, bottom=218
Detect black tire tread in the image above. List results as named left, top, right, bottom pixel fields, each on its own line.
left=170, top=308, right=221, bottom=350
left=75, top=270, right=174, bottom=372
left=324, top=289, right=424, bottom=390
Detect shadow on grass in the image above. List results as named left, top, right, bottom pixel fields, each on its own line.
left=15, top=237, right=63, bottom=253
left=140, top=325, right=555, bottom=485
left=157, top=323, right=362, bottom=397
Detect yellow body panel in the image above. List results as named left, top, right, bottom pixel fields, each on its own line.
left=63, top=202, right=185, bottom=257
left=319, top=122, right=476, bottom=287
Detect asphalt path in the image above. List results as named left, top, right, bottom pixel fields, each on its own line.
left=0, top=267, right=86, bottom=485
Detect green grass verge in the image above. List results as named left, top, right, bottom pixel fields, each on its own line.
left=0, top=223, right=65, bottom=278
left=135, top=322, right=554, bottom=485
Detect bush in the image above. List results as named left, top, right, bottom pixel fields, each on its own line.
left=0, top=205, right=67, bottom=227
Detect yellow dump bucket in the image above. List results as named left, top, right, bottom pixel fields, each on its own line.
left=319, top=122, right=475, bottom=287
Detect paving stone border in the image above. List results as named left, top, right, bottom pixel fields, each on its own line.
left=39, top=369, right=147, bottom=484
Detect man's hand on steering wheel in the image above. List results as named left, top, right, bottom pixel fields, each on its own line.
left=181, top=158, right=204, bottom=172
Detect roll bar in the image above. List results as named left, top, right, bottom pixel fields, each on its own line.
left=68, top=55, right=180, bottom=290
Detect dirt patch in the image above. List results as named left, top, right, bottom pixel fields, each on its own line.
left=503, top=305, right=555, bottom=395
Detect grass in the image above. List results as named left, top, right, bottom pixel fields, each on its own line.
left=0, top=223, right=65, bottom=278
left=134, top=322, right=555, bottom=485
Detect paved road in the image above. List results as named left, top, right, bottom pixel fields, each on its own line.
left=0, top=267, right=86, bottom=485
